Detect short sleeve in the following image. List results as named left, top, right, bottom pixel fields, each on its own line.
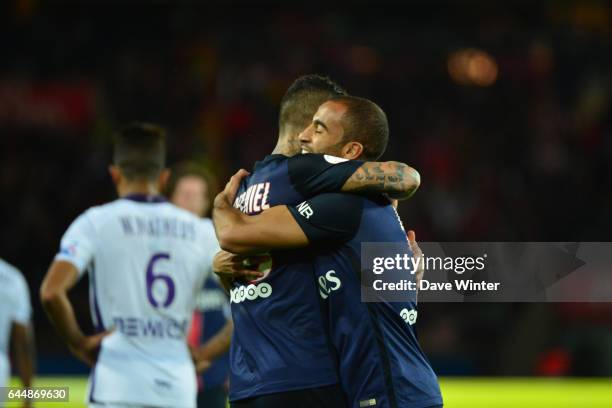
left=288, top=154, right=363, bottom=197
left=54, top=211, right=97, bottom=276
left=12, top=273, right=32, bottom=324
left=287, top=193, right=363, bottom=245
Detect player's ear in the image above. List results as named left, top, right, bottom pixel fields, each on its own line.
left=158, top=168, right=171, bottom=190
left=342, top=141, right=364, bottom=160
left=109, top=165, right=122, bottom=185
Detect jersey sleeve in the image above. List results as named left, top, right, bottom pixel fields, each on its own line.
left=54, top=211, right=97, bottom=276
left=287, top=193, right=363, bottom=245
left=288, top=154, right=363, bottom=197
left=12, top=273, right=32, bottom=325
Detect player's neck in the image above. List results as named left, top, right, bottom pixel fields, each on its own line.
left=272, top=134, right=299, bottom=156
left=117, top=181, right=161, bottom=198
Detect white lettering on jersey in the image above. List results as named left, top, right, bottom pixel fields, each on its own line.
left=234, top=182, right=271, bottom=214
left=230, top=283, right=272, bottom=304
left=318, top=270, right=342, bottom=299
left=296, top=201, right=314, bottom=219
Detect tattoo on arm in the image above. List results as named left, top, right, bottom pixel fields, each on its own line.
left=341, top=161, right=420, bottom=199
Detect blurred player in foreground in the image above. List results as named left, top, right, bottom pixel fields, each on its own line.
left=211, top=75, right=422, bottom=407
left=214, top=96, right=442, bottom=408
left=40, top=124, right=218, bottom=408
left=167, top=162, right=230, bottom=408
left=0, top=258, right=35, bottom=408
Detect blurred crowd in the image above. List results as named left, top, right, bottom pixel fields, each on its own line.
left=1, top=1, right=611, bottom=376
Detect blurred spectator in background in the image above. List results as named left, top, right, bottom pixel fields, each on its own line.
left=0, top=258, right=35, bottom=407
left=167, top=162, right=231, bottom=408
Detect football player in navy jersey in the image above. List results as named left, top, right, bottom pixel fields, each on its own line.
left=209, top=75, right=422, bottom=408
left=214, top=95, right=443, bottom=408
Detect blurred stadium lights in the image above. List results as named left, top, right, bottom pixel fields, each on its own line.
left=447, top=48, right=498, bottom=87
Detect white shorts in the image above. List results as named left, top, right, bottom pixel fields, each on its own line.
left=86, top=337, right=197, bottom=408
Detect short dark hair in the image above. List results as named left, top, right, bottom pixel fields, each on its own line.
left=165, top=161, right=217, bottom=203
left=279, top=74, right=347, bottom=137
left=113, top=122, right=166, bottom=181
left=331, top=95, right=389, bottom=161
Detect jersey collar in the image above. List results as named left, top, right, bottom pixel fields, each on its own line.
left=123, top=193, right=167, bottom=203
left=254, top=154, right=287, bottom=171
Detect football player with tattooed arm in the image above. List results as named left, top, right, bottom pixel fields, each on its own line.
left=206, top=75, right=421, bottom=408
left=214, top=95, right=442, bottom=408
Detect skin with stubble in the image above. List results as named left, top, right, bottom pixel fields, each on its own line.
left=299, top=101, right=349, bottom=157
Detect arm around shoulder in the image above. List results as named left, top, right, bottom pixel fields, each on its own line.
left=341, top=161, right=421, bottom=200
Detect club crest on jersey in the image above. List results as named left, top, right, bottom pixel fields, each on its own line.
left=59, top=243, right=77, bottom=257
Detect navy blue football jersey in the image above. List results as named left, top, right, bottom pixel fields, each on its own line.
left=288, top=193, right=443, bottom=408
left=228, top=154, right=362, bottom=401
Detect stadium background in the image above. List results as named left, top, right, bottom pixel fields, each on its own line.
left=1, top=0, right=611, bottom=406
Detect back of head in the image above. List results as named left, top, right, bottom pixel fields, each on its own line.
left=113, top=122, right=166, bottom=181
left=331, top=95, right=389, bottom=161
left=279, top=74, right=348, bottom=140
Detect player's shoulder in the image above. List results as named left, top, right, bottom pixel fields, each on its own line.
left=198, top=216, right=215, bottom=231
left=158, top=204, right=215, bottom=234
left=288, top=153, right=350, bottom=166
left=159, top=201, right=205, bottom=223
left=195, top=217, right=219, bottom=243
left=0, top=258, right=26, bottom=288
left=78, top=198, right=127, bottom=218
left=363, top=194, right=394, bottom=208
left=306, top=192, right=364, bottom=205
left=296, top=193, right=364, bottom=221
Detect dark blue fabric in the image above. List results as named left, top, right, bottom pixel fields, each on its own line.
left=229, top=154, right=361, bottom=402
left=291, top=194, right=444, bottom=408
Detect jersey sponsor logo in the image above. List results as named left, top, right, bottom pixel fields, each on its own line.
left=234, top=182, right=271, bottom=215
left=230, top=282, right=272, bottom=304
left=113, top=316, right=189, bottom=339
left=296, top=201, right=314, bottom=219
left=359, top=398, right=377, bottom=407
left=324, top=154, right=349, bottom=164
left=400, top=308, right=418, bottom=325
left=318, top=270, right=342, bottom=299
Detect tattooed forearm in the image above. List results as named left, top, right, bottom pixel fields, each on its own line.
left=341, top=161, right=421, bottom=200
